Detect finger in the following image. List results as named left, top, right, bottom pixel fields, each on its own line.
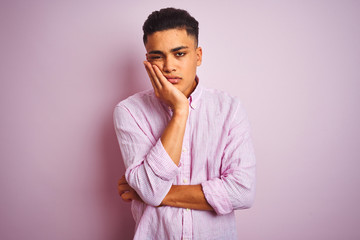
left=118, top=175, right=127, bottom=185
left=144, top=63, right=157, bottom=91
left=152, top=64, right=169, bottom=87
left=120, top=191, right=133, bottom=202
left=118, top=183, right=131, bottom=191
left=118, top=184, right=131, bottom=196
left=121, top=190, right=142, bottom=202
left=144, top=62, right=161, bottom=98
left=119, top=190, right=130, bottom=197
left=144, top=61, right=162, bottom=89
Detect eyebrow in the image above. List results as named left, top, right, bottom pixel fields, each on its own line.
left=148, top=46, right=189, bottom=55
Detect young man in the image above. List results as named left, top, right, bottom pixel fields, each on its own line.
left=114, top=8, right=256, bottom=239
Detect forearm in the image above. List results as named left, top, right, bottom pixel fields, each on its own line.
left=161, top=108, right=188, bottom=166
left=116, top=105, right=188, bottom=205
left=125, top=161, right=175, bottom=206
left=144, top=61, right=190, bottom=166
left=161, top=184, right=214, bottom=211
left=128, top=109, right=187, bottom=203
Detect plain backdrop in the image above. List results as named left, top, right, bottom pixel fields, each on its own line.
left=1, top=1, right=359, bottom=239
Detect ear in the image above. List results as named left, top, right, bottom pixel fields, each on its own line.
left=196, top=47, right=202, bottom=66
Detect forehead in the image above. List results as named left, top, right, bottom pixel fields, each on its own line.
left=145, top=28, right=196, bottom=52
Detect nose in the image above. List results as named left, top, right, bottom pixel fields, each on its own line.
left=162, top=56, right=176, bottom=73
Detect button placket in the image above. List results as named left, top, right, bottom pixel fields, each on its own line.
left=181, top=110, right=192, bottom=239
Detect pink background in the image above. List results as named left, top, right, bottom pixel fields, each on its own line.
left=1, top=1, right=359, bottom=239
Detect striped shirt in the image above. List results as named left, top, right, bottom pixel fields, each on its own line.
left=114, top=79, right=256, bottom=240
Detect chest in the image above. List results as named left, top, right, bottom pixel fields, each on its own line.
left=177, top=109, right=231, bottom=184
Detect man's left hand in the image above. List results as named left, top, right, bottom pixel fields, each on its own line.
left=118, top=175, right=143, bottom=203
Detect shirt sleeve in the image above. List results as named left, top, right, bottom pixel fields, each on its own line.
left=113, top=104, right=180, bottom=206
left=201, top=101, right=256, bottom=215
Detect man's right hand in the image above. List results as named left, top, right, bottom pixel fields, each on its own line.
left=143, top=61, right=189, bottom=114
left=143, top=61, right=189, bottom=166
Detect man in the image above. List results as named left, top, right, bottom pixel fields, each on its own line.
left=114, top=7, right=256, bottom=239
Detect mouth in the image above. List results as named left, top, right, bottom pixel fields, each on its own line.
left=164, top=75, right=181, bottom=84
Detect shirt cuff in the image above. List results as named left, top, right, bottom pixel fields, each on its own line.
left=201, top=178, right=233, bottom=215
left=145, top=139, right=180, bottom=181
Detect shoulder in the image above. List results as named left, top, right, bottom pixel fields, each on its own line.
left=115, top=89, right=155, bottom=110
left=200, top=88, right=250, bottom=129
left=113, top=89, right=161, bottom=121
left=201, top=87, right=242, bottom=112
left=114, top=89, right=164, bottom=117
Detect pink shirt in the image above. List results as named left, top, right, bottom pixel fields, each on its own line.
left=114, top=80, right=256, bottom=240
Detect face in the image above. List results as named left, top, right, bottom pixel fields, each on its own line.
left=145, top=28, right=202, bottom=97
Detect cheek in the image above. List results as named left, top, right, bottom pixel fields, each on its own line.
left=183, top=57, right=197, bottom=68
left=149, top=60, right=164, bottom=69
left=188, top=59, right=199, bottom=72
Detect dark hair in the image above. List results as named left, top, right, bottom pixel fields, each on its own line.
left=142, top=7, right=199, bottom=46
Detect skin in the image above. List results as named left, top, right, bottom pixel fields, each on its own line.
left=118, top=28, right=213, bottom=211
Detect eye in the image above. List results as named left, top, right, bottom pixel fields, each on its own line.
left=148, top=55, right=162, bottom=60
left=176, top=52, right=186, bottom=57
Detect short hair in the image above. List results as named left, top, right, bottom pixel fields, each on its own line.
left=142, top=7, right=199, bottom=46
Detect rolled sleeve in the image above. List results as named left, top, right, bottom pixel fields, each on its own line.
left=114, top=104, right=179, bottom=206
left=201, top=179, right=233, bottom=215
left=201, top=101, right=256, bottom=215
left=146, top=139, right=180, bottom=181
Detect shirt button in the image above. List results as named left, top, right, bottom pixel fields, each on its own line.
left=186, top=208, right=190, bottom=211
left=182, top=148, right=187, bottom=152
left=183, top=179, right=188, bottom=184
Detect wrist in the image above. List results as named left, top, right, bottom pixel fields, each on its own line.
left=172, top=106, right=189, bottom=118
left=172, top=99, right=189, bottom=115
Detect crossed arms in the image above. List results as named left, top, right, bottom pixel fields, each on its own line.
left=115, top=62, right=256, bottom=214
left=117, top=61, right=212, bottom=211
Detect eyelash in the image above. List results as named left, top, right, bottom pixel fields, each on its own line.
left=148, top=52, right=186, bottom=61
left=149, top=56, right=161, bottom=60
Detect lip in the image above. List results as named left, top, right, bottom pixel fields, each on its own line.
left=164, top=75, right=181, bottom=84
